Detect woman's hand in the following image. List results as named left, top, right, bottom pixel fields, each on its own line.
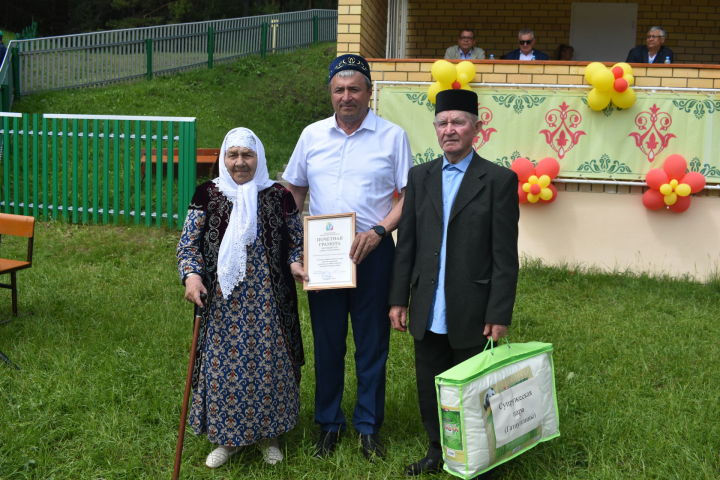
left=184, top=274, right=207, bottom=307
left=290, top=262, right=308, bottom=283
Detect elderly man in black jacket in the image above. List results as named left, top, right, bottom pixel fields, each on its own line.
left=626, top=26, right=674, bottom=64
left=389, top=89, right=519, bottom=476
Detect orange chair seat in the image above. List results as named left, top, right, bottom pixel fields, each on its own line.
left=0, top=258, right=31, bottom=274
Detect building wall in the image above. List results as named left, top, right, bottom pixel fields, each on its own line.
left=366, top=59, right=720, bottom=281
left=338, top=0, right=720, bottom=64
left=360, top=0, right=387, bottom=58
left=337, top=0, right=387, bottom=57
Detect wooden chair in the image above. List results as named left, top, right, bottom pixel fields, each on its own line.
left=0, top=213, right=36, bottom=316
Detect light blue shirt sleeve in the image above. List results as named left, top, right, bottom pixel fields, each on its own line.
left=428, top=150, right=474, bottom=334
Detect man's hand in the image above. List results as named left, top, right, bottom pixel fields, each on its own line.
left=389, top=305, right=408, bottom=332
left=483, top=324, right=508, bottom=342
left=349, top=229, right=382, bottom=264
left=184, top=274, right=207, bottom=307
left=290, top=262, right=308, bottom=283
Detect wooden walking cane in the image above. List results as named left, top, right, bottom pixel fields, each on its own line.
left=172, top=293, right=206, bottom=480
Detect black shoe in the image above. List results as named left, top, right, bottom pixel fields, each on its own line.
left=314, top=430, right=341, bottom=458
left=359, top=433, right=385, bottom=460
left=405, top=455, right=443, bottom=476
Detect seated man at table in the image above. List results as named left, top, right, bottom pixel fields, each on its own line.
left=626, top=26, right=674, bottom=64
left=444, top=29, right=485, bottom=60
left=503, top=29, right=549, bottom=61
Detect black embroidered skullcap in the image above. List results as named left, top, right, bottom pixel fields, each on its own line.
left=435, top=89, right=478, bottom=116
left=328, top=54, right=372, bottom=83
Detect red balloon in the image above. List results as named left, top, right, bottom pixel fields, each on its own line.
left=530, top=184, right=541, bottom=195
left=645, top=168, right=668, bottom=190
left=452, top=81, right=461, bottom=89
left=662, top=154, right=687, bottom=179
left=510, top=157, right=535, bottom=182
left=642, top=189, right=665, bottom=210
left=612, top=66, right=624, bottom=79
left=517, top=184, right=528, bottom=203
left=681, top=171, right=706, bottom=193
left=535, top=157, right=560, bottom=178
left=669, top=195, right=692, bottom=213
left=613, top=78, right=628, bottom=92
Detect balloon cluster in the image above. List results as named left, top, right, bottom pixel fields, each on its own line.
left=511, top=157, right=560, bottom=204
left=642, top=154, right=706, bottom=213
left=584, top=62, right=636, bottom=111
left=427, top=60, right=476, bottom=104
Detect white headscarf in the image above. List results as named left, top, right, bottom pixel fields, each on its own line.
left=216, top=127, right=275, bottom=298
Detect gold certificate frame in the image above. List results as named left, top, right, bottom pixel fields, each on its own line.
left=303, top=212, right=357, bottom=290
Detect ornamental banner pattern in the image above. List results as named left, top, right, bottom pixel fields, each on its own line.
left=379, top=86, right=720, bottom=182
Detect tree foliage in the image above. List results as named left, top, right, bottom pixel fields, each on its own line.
left=3, top=0, right=338, bottom=36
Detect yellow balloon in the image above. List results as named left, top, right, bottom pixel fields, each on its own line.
left=584, top=62, right=605, bottom=84
left=664, top=193, right=678, bottom=206
left=431, top=60, right=457, bottom=85
left=624, top=73, right=635, bottom=86
left=456, top=61, right=476, bottom=84
left=539, top=188, right=553, bottom=201
left=538, top=174, right=551, bottom=188
left=528, top=175, right=539, bottom=184
left=676, top=183, right=691, bottom=196
left=522, top=182, right=531, bottom=193
left=670, top=179, right=679, bottom=188
left=587, top=88, right=611, bottom=111
left=611, top=88, right=636, bottom=109
left=659, top=183, right=673, bottom=195
left=527, top=194, right=540, bottom=203
left=427, top=82, right=443, bottom=104
left=462, top=84, right=474, bottom=91
left=593, top=68, right=614, bottom=92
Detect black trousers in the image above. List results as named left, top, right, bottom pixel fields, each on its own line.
left=414, top=331, right=487, bottom=457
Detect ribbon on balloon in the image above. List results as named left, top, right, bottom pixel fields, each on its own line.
left=510, top=157, right=561, bottom=204
left=642, top=154, right=706, bottom=213
left=427, top=60, right=476, bottom=104
left=584, top=62, right=636, bottom=111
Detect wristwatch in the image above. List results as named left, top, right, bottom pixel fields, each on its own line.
left=371, top=225, right=387, bottom=237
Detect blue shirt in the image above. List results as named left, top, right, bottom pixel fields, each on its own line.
left=428, top=150, right=474, bottom=333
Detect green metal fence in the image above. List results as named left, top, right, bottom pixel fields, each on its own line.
left=0, top=9, right=337, bottom=108
left=0, top=112, right=197, bottom=229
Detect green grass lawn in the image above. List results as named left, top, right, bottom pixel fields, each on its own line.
left=4, top=40, right=720, bottom=480
left=1, top=221, right=718, bottom=479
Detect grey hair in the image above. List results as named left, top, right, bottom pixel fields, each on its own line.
left=333, top=69, right=372, bottom=90
left=434, top=111, right=479, bottom=125
left=518, top=29, right=535, bottom=38
left=648, top=26, right=666, bottom=38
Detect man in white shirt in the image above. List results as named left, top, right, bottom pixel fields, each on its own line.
left=283, top=54, right=412, bottom=461
left=444, top=29, right=485, bottom=60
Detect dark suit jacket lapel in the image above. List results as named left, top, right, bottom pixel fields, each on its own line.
left=422, top=158, right=444, bottom=221
left=449, top=152, right=487, bottom=224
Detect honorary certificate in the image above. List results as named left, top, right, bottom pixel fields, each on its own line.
left=303, top=213, right=357, bottom=290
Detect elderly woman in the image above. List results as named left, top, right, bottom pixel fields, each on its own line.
left=177, top=127, right=305, bottom=468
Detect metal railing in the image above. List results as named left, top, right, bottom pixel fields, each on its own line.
left=0, top=112, right=197, bottom=229
left=0, top=9, right=337, bottom=108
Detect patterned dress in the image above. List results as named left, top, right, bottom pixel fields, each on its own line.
left=177, top=181, right=304, bottom=447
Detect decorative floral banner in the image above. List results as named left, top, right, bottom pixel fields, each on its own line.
left=377, top=86, right=720, bottom=182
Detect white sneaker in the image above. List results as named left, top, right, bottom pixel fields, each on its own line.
left=261, top=438, right=284, bottom=465
left=205, top=445, right=240, bottom=468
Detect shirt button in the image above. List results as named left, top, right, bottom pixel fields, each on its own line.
left=431, top=279, right=435, bottom=284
